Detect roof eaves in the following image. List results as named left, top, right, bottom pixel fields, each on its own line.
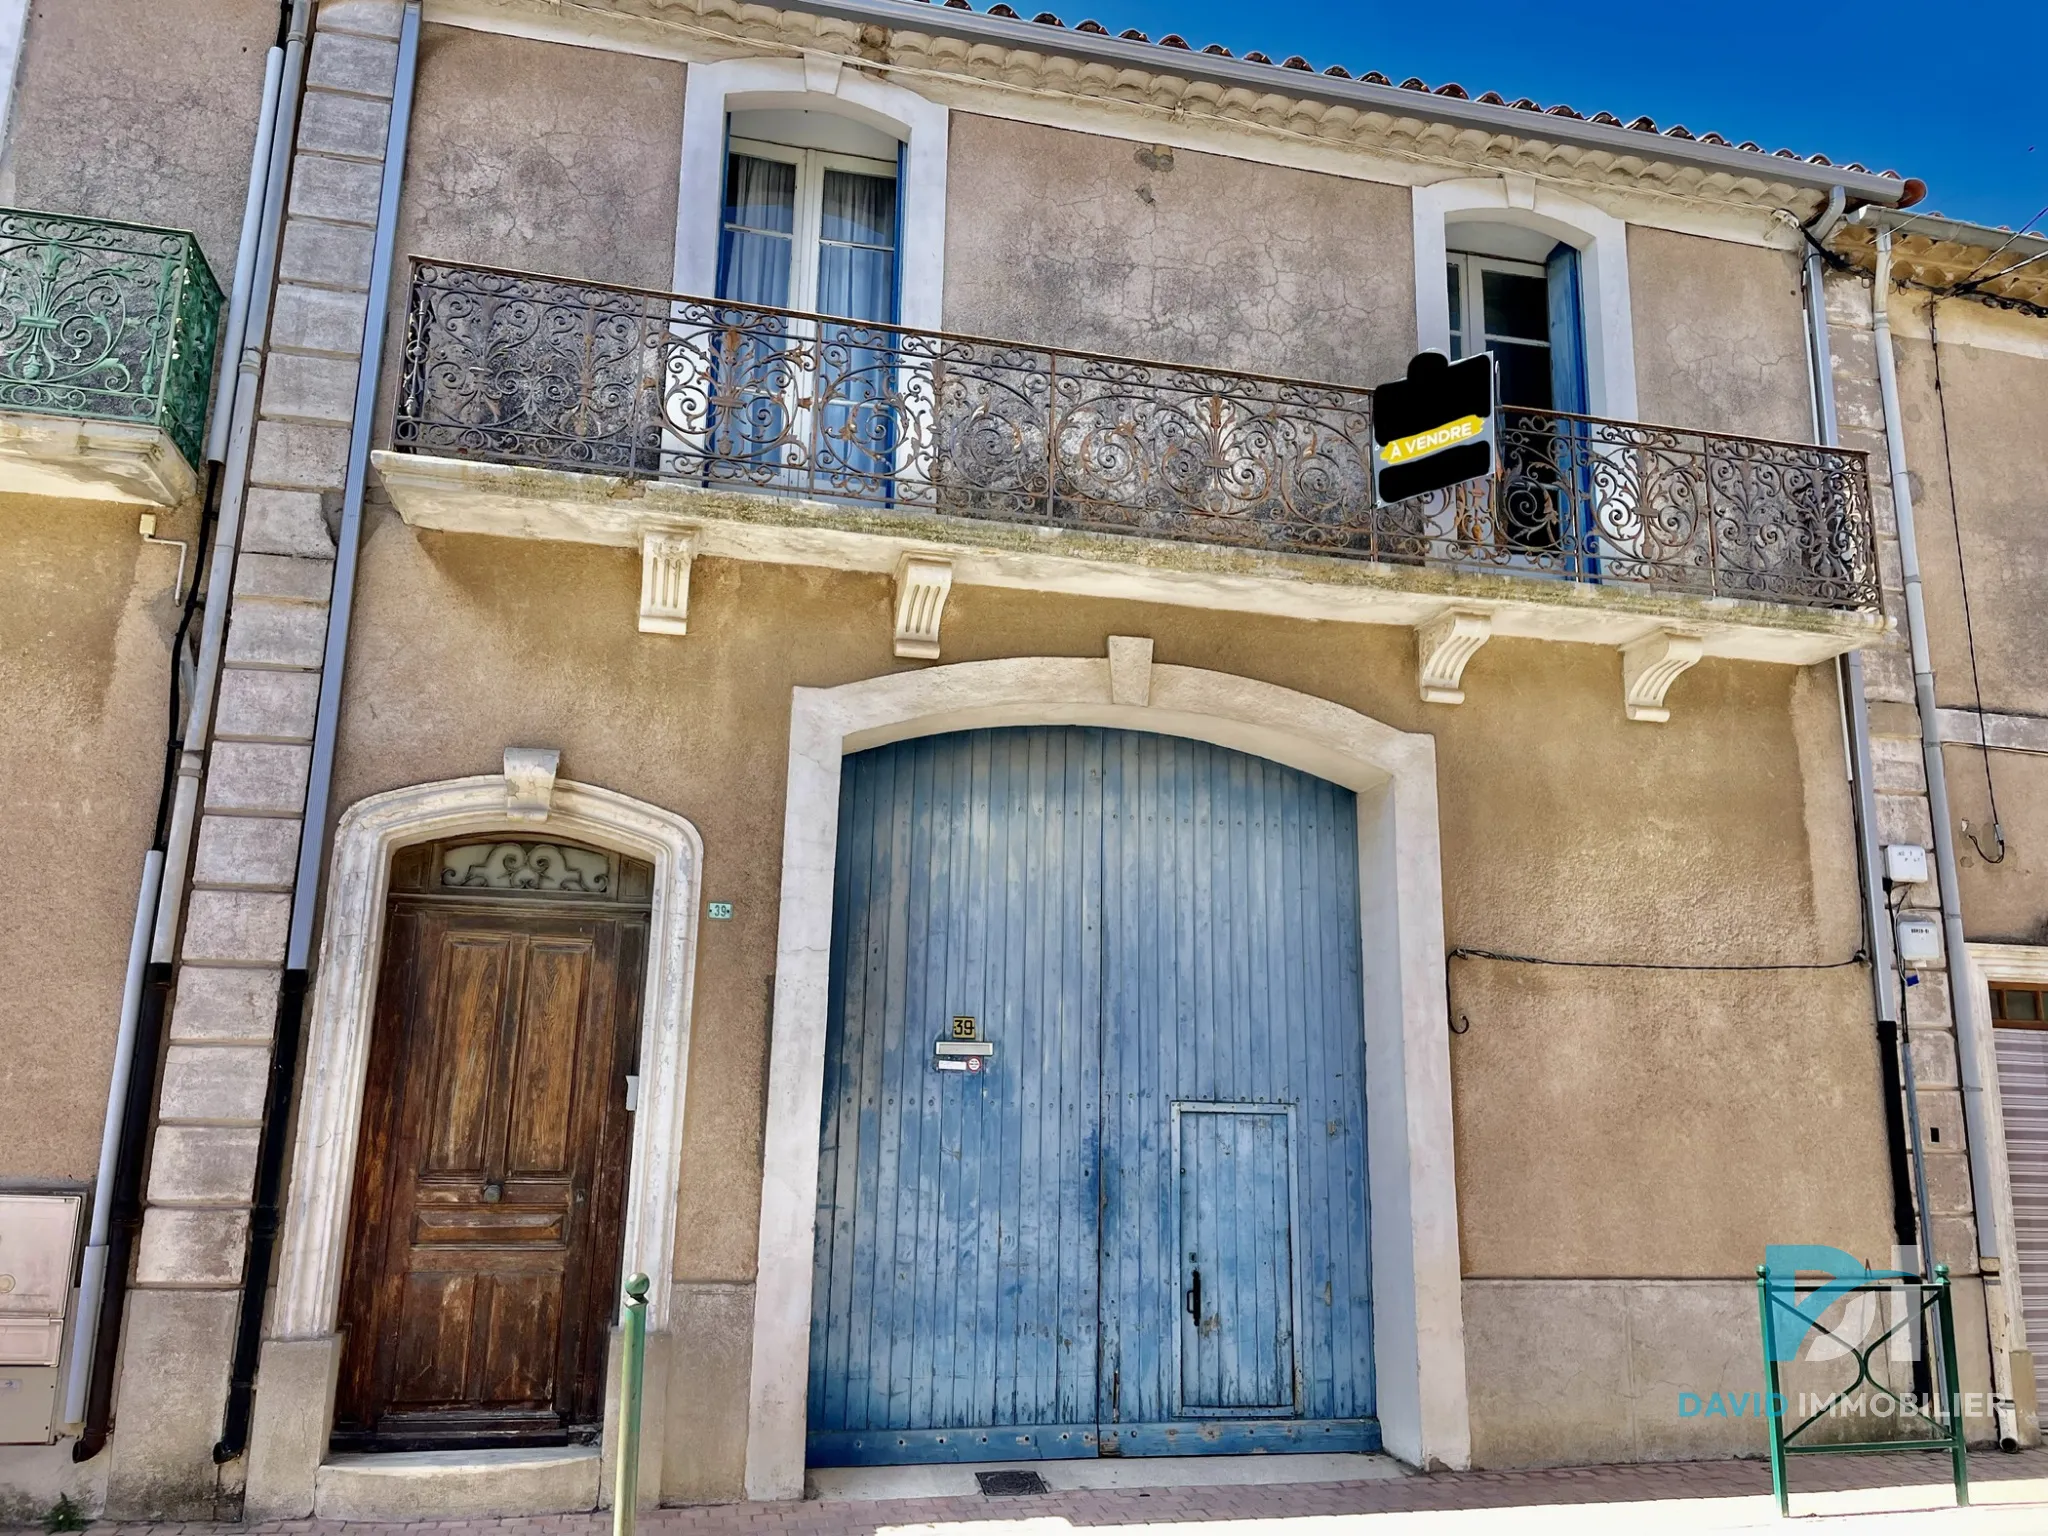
left=1851, top=206, right=2048, bottom=263
left=768, top=0, right=1914, bottom=205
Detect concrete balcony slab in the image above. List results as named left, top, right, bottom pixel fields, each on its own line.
left=0, top=409, right=200, bottom=507
left=374, top=449, right=1887, bottom=670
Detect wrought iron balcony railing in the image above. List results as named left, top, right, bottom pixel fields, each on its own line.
left=394, top=260, right=1879, bottom=612
left=0, top=209, right=224, bottom=472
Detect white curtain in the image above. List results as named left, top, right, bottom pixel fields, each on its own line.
left=816, top=169, right=898, bottom=482
left=718, top=153, right=795, bottom=308
left=816, top=169, right=896, bottom=322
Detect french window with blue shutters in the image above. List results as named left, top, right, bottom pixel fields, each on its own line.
left=808, top=727, right=1376, bottom=1464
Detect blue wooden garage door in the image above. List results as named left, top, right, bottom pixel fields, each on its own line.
left=808, top=727, right=1374, bottom=1465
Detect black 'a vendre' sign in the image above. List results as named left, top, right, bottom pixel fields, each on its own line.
left=1372, top=350, right=1498, bottom=505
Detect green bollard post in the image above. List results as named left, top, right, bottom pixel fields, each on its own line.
left=1756, top=1265, right=1789, bottom=1518
left=614, top=1273, right=650, bottom=1536
left=1933, top=1265, right=1969, bottom=1508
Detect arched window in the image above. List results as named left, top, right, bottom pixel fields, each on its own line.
left=1410, top=178, right=1636, bottom=422
left=718, top=109, right=900, bottom=325
left=673, top=58, right=948, bottom=331
left=1444, top=222, right=1588, bottom=417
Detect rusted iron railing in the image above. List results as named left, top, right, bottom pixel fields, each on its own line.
left=394, top=259, right=1878, bottom=611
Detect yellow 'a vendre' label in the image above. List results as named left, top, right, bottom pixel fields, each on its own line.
left=1377, top=414, right=1485, bottom=465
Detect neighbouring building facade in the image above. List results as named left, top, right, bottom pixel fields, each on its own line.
left=0, top=0, right=2044, bottom=1523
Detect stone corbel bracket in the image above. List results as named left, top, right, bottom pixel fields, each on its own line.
left=1107, top=635, right=1154, bottom=706
left=1415, top=609, right=1492, bottom=704
left=1621, top=630, right=1705, bottom=723
left=894, top=555, right=954, bottom=660
left=504, top=747, right=561, bottom=822
left=639, top=529, right=697, bottom=635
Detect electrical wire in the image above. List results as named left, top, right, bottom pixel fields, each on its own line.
left=1957, top=246, right=2048, bottom=294
left=1447, top=946, right=1867, bottom=972
left=1925, top=294, right=2007, bottom=865
left=1442, top=944, right=1867, bottom=1036
left=1948, top=203, right=2048, bottom=289
left=152, top=462, right=222, bottom=845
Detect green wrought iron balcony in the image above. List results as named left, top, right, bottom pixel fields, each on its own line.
left=0, top=209, right=223, bottom=506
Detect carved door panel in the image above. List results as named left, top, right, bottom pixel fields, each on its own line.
left=334, top=844, right=647, bottom=1451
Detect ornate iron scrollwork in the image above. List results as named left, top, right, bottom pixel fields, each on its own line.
left=0, top=209, right=223, bottom=469
left=394, top=260, right=1878, bottom=612
left=440, top=841, right=615, bottom=895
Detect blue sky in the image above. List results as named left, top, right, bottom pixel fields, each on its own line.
left=1062, top=2, right=2044, bottom=233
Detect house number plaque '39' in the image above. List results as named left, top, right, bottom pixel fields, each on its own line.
left=934, top=1015, right=994, bottom=1073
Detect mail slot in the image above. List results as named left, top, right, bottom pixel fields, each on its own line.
left=0, top=1194, right=83, bottom=1444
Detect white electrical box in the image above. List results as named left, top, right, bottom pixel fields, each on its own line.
left=1884, top=844, right=1930, bottom=885
left=1896, top=915, right=1943, bottom=967
left=0, top=1194, right=83, bottom=1445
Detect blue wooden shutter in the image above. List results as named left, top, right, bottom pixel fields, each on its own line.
left=893, top=140, right=908, bottom=325
left=1545, top=243, right=1589, bottom=416
left=1545, top=244, right=1598, bottom=577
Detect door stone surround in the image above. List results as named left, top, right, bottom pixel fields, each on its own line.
left=242, top=772, right=703, bottom=1519
left=744, top=646, right=1471, bottom=1496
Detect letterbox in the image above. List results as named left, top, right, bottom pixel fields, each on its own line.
left=0, top=1194, right=84, bottom=1444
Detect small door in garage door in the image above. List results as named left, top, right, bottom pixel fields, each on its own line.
left=807, top=727, right=1374, bottom=1465
left=1176, top=1104, right=1300, bottom=1415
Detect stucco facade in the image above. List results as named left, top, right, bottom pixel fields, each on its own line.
left=1887, top=309, right=2048, bottom=947
left=0, top=0, right=2040, bottom=1522
left=0, top=498, right=188, bottom=1181
left=316, top=524, right=1901, bottom=1494
left=3, top=0, right=276, bottom=278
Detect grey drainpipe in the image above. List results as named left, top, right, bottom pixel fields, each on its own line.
left=285, top=2, right=418, bottom=973
left=1794, top=192, right=1938, bottom=1278
left=213, top=0, right=422, bottom=1465
left=1862, top=217, right=2021, bottom=1446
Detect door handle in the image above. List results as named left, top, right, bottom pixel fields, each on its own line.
left=481, top=1182, right=503, bottom=1203
left=1186, top=1267, right=1201, bottom=1322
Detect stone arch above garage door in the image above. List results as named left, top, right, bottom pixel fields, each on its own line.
left=744, top=647, right=1470, bottom=1494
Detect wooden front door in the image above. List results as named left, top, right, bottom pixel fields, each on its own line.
left=333, top=838, right=650, bottom=1451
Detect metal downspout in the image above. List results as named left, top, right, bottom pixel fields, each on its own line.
left=1868, top=222, right=2021, bottom=1446
left=212, top=0, right=423, bottom=1465
left=205, top=44, right=287, bottom=468
left=64, top=3, right=305, bottom=1459
left=60, top=852, right=161, bottom=1432
left=1797, top=191, right=1936, bottom=1279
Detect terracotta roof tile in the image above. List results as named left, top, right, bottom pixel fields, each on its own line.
left=893, top=0, right=1906, bottom=184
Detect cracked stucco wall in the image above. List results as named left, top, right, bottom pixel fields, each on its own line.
left=940, top=112, right=1415, bottom=387
left=392, top=23, right=684, bottom=289
left=1887, top=310, right=2048, bottom=946
left=4, top=0, right=277, bottom=278
left=1627, top=225, right=1814, bottom=443
left=369, top=22, right=686, bottom=442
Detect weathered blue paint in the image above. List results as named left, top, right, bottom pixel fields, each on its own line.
left=1175, top=1104, right=1299, bottom=1415
left=809, top=728, right=1373, bottom=1466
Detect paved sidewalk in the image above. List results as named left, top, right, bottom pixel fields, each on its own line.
left=62, top=1448, right=2048, bottom=1536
